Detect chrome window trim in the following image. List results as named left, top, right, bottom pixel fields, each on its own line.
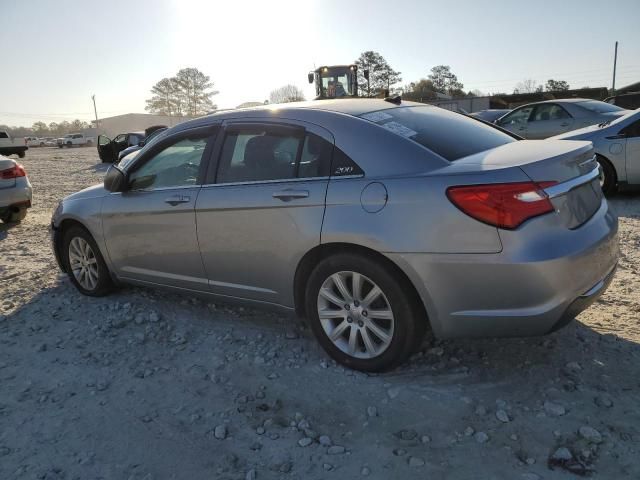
left=544, top=165, right=601, bottom=199
left=200, top=174, right=364, bottom=188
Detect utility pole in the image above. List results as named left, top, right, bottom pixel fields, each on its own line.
left=91, top=94, right=99, bottom=133
left=611, top=41, right=618, bottom=95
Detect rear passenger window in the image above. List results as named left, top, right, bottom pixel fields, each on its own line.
left=216, top=126, right=331, bottom=183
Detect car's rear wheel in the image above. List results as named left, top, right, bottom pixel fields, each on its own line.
left=62, top=226, right=114, bottom=296
left=597, top=155, right=617, bottom=195
left=305, top=253, right=424, bottom=372
left=17, top=151, right=25, bottom=158
left=1, top=206, right=27, bottom=223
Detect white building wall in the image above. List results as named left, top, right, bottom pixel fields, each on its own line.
left=95, top=113, right=199, bottom=138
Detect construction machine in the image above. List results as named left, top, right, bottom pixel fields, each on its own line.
left=308, top=65, right=368, bottom=99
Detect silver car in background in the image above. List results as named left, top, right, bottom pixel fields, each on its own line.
left=553, top=109, right=640, bottom=194
left=496, top=99, right=628, bottom=139
left=51, top=100, right=618, bottom=371
left=0, top=154, right=32, bottom=223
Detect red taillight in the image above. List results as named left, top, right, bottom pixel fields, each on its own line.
left=446, top=181, right=556, bottom=229
left=0, top=164, right=27, bottom=180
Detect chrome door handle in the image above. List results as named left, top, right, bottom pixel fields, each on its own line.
left=272, top=189, right=309, bottom=201
left=164, top=194, right=190, bottom=206
left=560, top=122, right=569, bottom=127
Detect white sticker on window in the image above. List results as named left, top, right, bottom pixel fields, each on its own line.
left=361, top=111, right=393, bottom=123
left=382, top=121, right=418, bottom=138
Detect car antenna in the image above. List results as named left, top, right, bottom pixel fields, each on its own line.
left=384, top=95, right=402, bottom=105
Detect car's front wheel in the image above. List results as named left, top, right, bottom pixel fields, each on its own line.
left=62, top=226, right=114, bottom=296
left=305, top=253, right=425, bottom=372
left=597, top=155, right=617, bottom=195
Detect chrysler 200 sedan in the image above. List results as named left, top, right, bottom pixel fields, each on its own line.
left=51, top=99, right=618, bottom=371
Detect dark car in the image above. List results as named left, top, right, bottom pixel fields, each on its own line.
left=117, top=126, right=168, bottom=162
left=604, top=92, right=640, bottom=110
left=97, top=126, right=167, bottom=163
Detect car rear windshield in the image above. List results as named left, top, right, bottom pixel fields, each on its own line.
left=358, top=106, right=516, bottom=161
left=576, top=100, right=626, bottom=114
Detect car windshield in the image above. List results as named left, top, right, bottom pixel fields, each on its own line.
left=359, top=106, right=516, bottom=161
left=576, top=100, right=626, bottom=114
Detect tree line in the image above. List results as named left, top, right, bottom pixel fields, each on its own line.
left=0, top=119, right=92, bottom=138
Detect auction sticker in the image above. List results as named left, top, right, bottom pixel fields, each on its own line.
left=382, top=121, right=418, bottom=138
left=361, top=111, right=393, bottom=123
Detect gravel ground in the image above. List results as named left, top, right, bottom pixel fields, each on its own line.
left=1, top=147, right=639, bottom=480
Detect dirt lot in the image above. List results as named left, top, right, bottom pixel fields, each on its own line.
left=1, top=147, right=639, bottom=480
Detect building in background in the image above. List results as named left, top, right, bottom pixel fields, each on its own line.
left=92, top=113, right=198, bottom=138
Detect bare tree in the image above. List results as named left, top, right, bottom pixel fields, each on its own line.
left=269, top=85, right=305, bottom=104
left=513, top=79, right=542, bottom=94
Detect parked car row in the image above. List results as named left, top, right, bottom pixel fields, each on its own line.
left=51, top=99, right=619, bottom=371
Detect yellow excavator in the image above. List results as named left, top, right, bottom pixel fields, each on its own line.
left=308, top=65, right=368, bottom=99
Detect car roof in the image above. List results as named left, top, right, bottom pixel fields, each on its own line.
left=173, top=99, right=430, bottom=131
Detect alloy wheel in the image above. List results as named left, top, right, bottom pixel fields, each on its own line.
left=317, top=271, right=395, bottom=359
left=68, top=237, right=99, bottom=290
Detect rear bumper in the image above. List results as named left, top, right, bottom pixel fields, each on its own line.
left=0, top=178, right=32, bottom=211
left=388, top=199, right=619, bottom=338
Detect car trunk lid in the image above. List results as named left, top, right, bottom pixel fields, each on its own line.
left=451, top=140, right=602, bottom=229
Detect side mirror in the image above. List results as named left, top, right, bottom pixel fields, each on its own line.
left=104, top=165, right=128, bottom=192
left=308, top=72, right=314, bottom=84
left=138, top=140, right=145, bottom=147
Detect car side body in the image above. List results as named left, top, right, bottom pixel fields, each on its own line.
left=51, top=100, right=618, bottom=369
left=496, top=99, right=628, bottom=139
left=552, top=109, right=640, bottom=193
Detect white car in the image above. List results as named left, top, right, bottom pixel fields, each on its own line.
left=25, top=136, right=41, bottom=147
left=553, top=109, right=640, bottom=194
left=0, top=154, right=32, bottom=223
left=57, top=133, right=95, bottom=148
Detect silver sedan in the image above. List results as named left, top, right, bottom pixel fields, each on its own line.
left=51, top=100, right=618, bottom=371
left=552, top=109, right=640, bottom=194
left=0, top=155, right=32, bottom=223
left=495, top=99, right=628, bottom=139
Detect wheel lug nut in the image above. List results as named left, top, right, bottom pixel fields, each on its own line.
left=347, top=317, right=353, bottom=323
left=344, top=304, right=350, bottom=310
left=358, top=321, right=364, bottom=327
left=362, top=310, right=368, bottom=317
left=354, top=301, right=359, bottom=307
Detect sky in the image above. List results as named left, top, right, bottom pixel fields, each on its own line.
left=1, top=0, right=639, bottom=127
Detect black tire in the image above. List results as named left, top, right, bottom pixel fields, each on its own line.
left=62, top=225, right=114, bottom=296
left=58, top=144, right=63, bottom=148
left=66, top=142, right=72, bottom=148
left=1, top=207, right=27, bottom=224
left=304, top=253, right=426, bottom=372
left=17, top=151, right=25, bottom=158
left=597, top=155, right=617, bottom=195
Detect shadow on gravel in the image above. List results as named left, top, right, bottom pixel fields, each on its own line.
left=0, top=221, right=18, bottom=241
